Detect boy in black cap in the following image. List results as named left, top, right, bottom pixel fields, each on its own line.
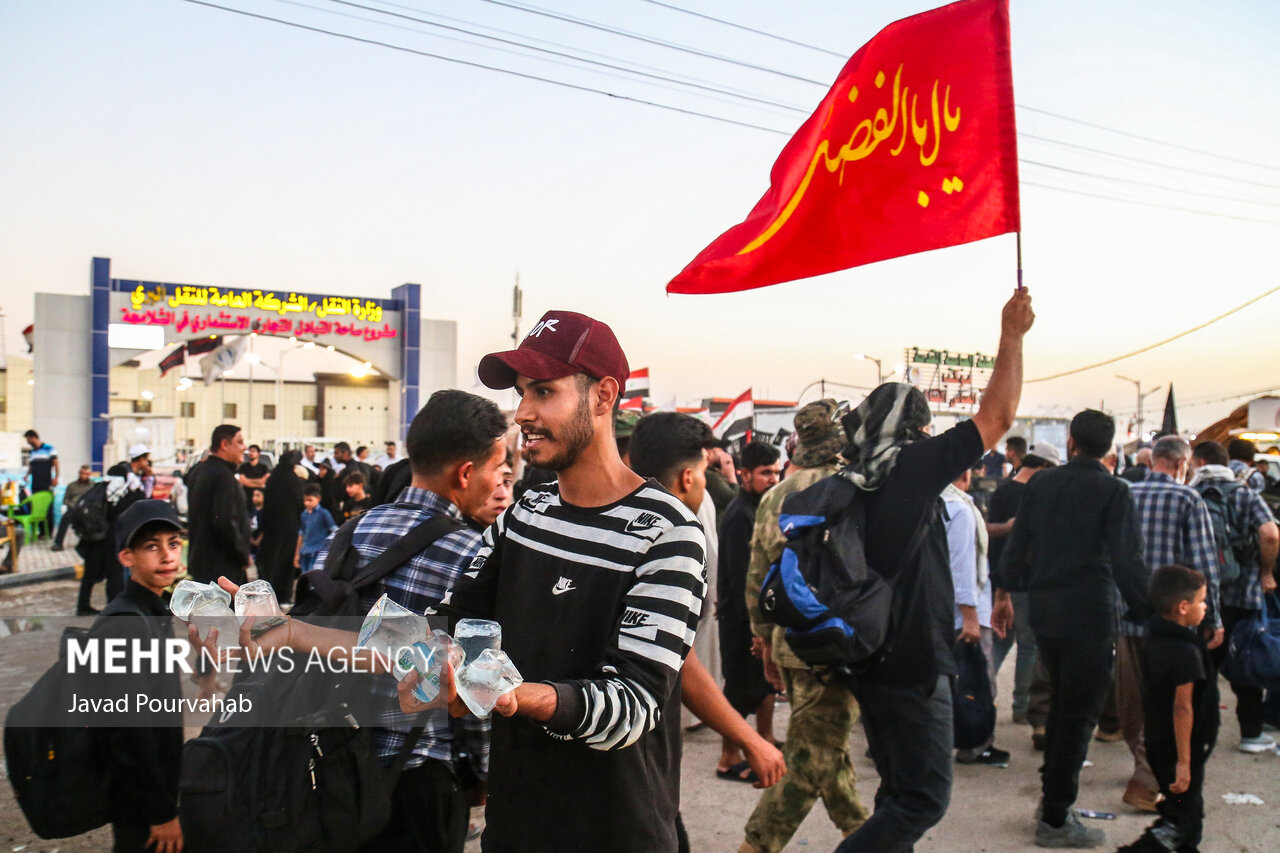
left=90, top=499, right=187, bottom=852
left=1118, top=565, right=1219, bottom=853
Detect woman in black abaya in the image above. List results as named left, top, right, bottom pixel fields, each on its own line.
left=257, top=450, right=305, bottom=604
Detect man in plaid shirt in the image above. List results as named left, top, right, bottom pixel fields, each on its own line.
left=1190, top=440, right=1280, bottom=753
left=1118, top=436, right=1219, bottom=812
left=312, top=389, right=511, bottom=853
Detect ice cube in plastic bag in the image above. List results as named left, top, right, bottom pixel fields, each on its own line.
left=454, top=618, right=501, bottom=665
left=456, top=649, right=523, bottom=719
left=234, top=579, right=283, bottom=625
left=189, top=598, right=242, bottom=649
left=170, top=579, right=232, bottom=622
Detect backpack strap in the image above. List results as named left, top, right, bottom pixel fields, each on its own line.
left=346, top=514, right=468, bottom=592
left=389, top=722, right=429, bottom=776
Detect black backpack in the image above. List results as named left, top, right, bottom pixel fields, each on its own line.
left=291, top=513, right=465, bottom=629
left=759, top=474, right=928, bottom=678
left=952, top=641, right=996, bottom=750
left=178, top=511, right=466, bottom=853
left=1193, top=479, right=1252, bottom=589
left=4, top=603, right=151, bottom=839
left=66, top=481, right=112, bottom=544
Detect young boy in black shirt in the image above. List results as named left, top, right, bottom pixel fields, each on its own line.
left=91, top=500, right=187, bottom=853
left=1119, top=565, right=1219, bottom=853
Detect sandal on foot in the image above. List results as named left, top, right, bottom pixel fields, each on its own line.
left=715, top=760, right=760, bottom=783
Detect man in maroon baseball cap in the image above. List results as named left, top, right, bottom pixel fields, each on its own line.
left=477, top=310, right=629, bottom=391
left=421, top=309, right=707, bottom=852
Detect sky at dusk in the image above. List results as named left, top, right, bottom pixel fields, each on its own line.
left=2, top=0, right=1277, bottom=432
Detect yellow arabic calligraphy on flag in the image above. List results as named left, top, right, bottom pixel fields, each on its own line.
left=667, top=0, right=1019, bottom=296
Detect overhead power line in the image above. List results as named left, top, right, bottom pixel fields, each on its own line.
left=632, top=0, right=846, bottom=57
left=471, top=0, right=828, bottom=85
left=365, top=0, right=804, bottom=107
left=624, top=1, right=1280, bottom=175
left=1021, top=181, right=1279, bottom=225
left=1018, top=131, right=1280, bottom=193
left=1021, top=160, right=1280, bottom=208
left=322, top=0, right=805, bottom=111
left=180, top=0, right=788, bottom=133
left=1018, top=105, right=1280, bottom=174
left=1025, top=281, right=1280, bottom=383
left=188, top=2, right=1280, bottom=225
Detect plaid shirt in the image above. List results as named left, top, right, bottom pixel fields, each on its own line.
left=1198, top=474, right=1277, bottom=610
left=1124, top=472, right=1220, bottom=635
left=313, top=486, right=489, bottom=767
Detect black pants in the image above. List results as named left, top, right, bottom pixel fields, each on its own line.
left=836, top=675, right=953, bottom=853
left=1037, top=635, right=1114, bottom=826
left=53, top=511, right=73, bottom=547
left=718, top=614, right=773, bottom=716
left=111, top=820, right=150, bottom=852
left=76, top=538, right=125, bottom=610
left=358, top=759, right=467, bottom=853
left=1147, top=746, right=1210, bottom=851
left=1212, top=605, right=1264, bottom=738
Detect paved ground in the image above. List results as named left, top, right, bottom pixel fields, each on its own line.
left=1, top=536, right=81, bottom=578
left=0, top=581, right=1276, bottom=852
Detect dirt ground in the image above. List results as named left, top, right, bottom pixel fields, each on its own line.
left=1, top=580, right=1276, bottom=852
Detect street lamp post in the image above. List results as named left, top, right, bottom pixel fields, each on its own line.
left=1115, top=375, right=1163, bottom=440
left=854, top=353, right=883, bottom=385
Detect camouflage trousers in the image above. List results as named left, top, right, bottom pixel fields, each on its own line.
left=741, top=667, right=868, bottom=853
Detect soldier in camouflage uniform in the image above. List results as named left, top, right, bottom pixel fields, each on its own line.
left=740, top=400, right=868, bottom=853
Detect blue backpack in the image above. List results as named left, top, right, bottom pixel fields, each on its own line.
left=759, top=474, right=927, bottom=677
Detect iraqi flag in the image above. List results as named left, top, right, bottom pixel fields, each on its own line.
left=712, top=389, right=753, bottom=439
left=624, top=368, right=650, bottom=399
left=619, top=396, right=646, bottom=411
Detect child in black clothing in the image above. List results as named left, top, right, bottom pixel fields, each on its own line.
left=1119, top=565, right=1219, bottom=853
left=91, top=500, right=188, bottom=853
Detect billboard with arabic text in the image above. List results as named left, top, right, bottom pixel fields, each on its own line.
left=110, top=279, right=403, bottom=379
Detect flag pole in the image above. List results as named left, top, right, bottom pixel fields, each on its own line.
left=1016, top=231, right=1023, bottom=291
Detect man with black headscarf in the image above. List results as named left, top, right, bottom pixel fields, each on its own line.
left=833, top=288, right=1034, bottom=853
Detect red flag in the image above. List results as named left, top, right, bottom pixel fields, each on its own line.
left=668, top=0, right=1018, bottom=295
left=619, top=396, right=646, bottom=411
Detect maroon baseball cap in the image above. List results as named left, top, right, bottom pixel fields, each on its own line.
left=478, top=310, right=629, bottom=390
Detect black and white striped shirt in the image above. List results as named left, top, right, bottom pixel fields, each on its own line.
left=443, top=479, right=706, bottom=853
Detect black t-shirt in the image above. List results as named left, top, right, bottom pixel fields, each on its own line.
left=237, top=461, right=270, bottom=502
left=862, top=419, right=984, bottom=688
left=27, top=443, right=56, bottom=493
left=1143, top=616, right=1219, bottom=769
left=986, top=479, right=1025, bottom=573
left=342, top=495, right=373, bottom=521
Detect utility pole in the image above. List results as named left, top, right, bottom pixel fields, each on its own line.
left=512, top=274, right=523, bottom=346
left=511, top=275, right=523, bottom=411
left=1116, top=375, right=1162, bottom=441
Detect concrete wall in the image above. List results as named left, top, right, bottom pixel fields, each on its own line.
left=34, top=294, right=92, bottom=472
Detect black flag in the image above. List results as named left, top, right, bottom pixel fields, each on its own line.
left=1160, top=384, right=1178, bottom=437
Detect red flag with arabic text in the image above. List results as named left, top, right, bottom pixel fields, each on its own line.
left=667, top=0, right=1018, bottom=295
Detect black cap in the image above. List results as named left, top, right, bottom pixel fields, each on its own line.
left=115, top=499, right=184, bottom=552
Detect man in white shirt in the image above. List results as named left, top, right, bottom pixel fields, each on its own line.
left=945, top=468, right=1009, bottom=768
left=374, top=441, right=399, bottom=469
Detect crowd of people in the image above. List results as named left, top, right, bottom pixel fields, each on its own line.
left=22, top=290, right=1280, bottom=853
left=60, top=431, right=405, bottom=615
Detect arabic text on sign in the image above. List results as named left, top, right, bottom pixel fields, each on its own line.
left=130, top=284, right=384, bottom=323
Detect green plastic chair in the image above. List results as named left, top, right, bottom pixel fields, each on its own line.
left=8, top=491, right=54, bottom=542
